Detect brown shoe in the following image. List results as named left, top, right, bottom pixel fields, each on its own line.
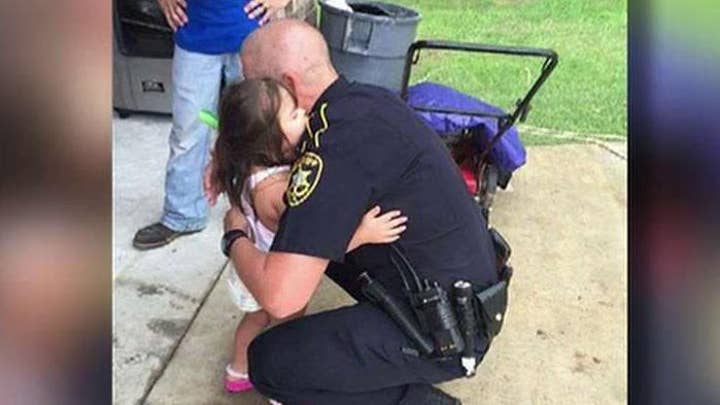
left=132, top=222, right=201, bottom=250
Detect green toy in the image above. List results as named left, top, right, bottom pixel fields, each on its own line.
left=198, top=109, right=219, bottom=130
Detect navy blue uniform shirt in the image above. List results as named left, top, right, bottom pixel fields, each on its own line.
left=271, top=77, right=498, bottom=291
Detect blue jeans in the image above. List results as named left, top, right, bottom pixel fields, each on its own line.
left=162, top=45, right=242, bottom=232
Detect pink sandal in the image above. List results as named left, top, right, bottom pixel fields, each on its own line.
left=224, top=364, right=254, bottom=393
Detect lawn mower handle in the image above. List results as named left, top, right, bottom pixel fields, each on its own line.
left=405, top=40, right=558, bottom=61
left=399, top=39, right=558, bottom=165
left=400, top=39, right=558, bottom=126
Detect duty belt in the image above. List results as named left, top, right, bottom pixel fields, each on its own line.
left=357, top=228, right=513, bottom=377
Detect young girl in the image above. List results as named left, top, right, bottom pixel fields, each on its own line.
left=212, top=78, right=408, bottom=393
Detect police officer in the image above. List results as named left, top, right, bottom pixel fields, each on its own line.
left=221, top=20, right=500, bottom=404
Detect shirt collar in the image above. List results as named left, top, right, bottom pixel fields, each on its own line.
left=310, top=75, right=350, bottom=113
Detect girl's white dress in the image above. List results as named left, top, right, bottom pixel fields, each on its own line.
left=227, top=165, right=290, bottom=312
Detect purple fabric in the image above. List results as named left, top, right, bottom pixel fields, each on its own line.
left=406, top=82, right=526, bottom=172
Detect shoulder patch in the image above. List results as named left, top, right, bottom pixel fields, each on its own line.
left=300, top=102, right=329, bottom=153
left=286, top=152, right=324, bottom=207
left=310, top=103, right=329, bottom=148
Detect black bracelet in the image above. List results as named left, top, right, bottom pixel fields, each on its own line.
left=221, top=229, right=249, bottom=257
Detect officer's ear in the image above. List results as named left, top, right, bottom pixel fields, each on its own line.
left=281, top=73, right=299, bottom=98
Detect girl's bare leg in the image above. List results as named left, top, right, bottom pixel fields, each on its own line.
left=231, top=309, right=271, bottom=374
left=230, top=306, right=308, bottom=375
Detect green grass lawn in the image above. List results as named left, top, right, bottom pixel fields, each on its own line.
left=388, top=0, right=627, bottom=139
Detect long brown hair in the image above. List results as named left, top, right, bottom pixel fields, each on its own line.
left=213, top=78, right=295, bottom=209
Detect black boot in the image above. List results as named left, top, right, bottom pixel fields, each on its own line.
left=132, top=222, right=201, bottom=250
left=399, top=384, right=462, bottom=405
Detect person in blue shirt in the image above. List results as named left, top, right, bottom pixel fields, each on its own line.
left=133, top=0, right=291, bottom=249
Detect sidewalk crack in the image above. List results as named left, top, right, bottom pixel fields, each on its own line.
left=136, top=259, right=229, bottom=404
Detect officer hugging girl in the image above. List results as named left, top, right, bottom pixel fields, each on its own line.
left=210, top=78, right=408, bottom=394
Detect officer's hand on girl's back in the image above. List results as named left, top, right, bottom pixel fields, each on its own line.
left=203, top=153, right=222, bottom=206
left=224, top=205, right=250, bottom=236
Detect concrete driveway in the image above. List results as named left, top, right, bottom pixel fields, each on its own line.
left=113, top=115, right=626, bottom=404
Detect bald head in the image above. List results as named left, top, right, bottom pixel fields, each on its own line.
left=241, top=20, right=338, bottom=110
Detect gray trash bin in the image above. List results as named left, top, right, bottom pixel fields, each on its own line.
left=319, top=1, right=421, bottom=92
left=113, top=0, right=175, bottom=116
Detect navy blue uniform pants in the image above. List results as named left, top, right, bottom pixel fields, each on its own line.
left=247, top=264, right=489, bottom=404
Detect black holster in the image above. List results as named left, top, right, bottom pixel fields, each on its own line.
left=473, top=265, right=511, bottom=340
left=473, top=228, right=513, bottom=340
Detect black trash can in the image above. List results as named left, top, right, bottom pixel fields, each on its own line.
left=113, top=0, right=175, bottom=116
left=319, top=1, right=421, bottom=92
